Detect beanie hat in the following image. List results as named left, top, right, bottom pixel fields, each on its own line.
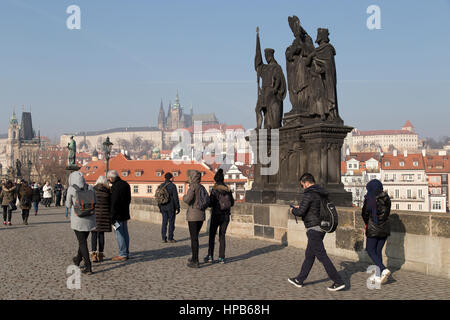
left=214, top=169, right=224, bottom=183
left=164, top=172, right=173, bottom=180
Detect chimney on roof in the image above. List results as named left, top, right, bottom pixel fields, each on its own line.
left=345, top=147, right=350, bottom=156
left=393, top=149, right=398, bottom=157
left=438, top=150, right=447, bottom=156
left=404, top=150, right=408, bottom=157
left=422, top=149, right=426, bottom=157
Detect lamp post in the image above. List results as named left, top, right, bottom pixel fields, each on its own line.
left=103, top=136, right=113, bottom=177
left=27, top=159, right=32, bottom=183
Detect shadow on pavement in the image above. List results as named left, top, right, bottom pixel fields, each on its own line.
left=224, top=244, right=287, bottom=264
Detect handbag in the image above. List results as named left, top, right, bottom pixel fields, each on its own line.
left=8, top=201, right=17, bottom=211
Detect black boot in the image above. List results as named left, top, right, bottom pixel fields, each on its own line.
left=82, top=265, right=93, bottom=275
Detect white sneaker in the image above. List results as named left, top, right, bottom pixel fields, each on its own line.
left=380, top=269, right=391, bottom=284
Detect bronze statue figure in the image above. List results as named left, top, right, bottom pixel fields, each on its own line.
left=15, top=159, right=22, bottom=178
left=67, top=136, right=77, bottom=167
left=255, top=27, right=287, bottom=129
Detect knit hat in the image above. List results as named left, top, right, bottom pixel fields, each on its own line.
left=214, top=169, right=224, bottom=183
left=164, top=172, right=173, bottom=180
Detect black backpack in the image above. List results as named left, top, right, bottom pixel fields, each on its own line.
left=197, top=185, right=210, bottom=211
left=218, top=192, right=232, bottom=211
left=319, top=197, right=339, bottom=233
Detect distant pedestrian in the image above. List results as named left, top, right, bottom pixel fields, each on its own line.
left=90, top=176, right=112, bottom=263
left=288, top=173, right=345, bottom=292
left=66, top=171, right=96, bottom=275
left=204, top=169, right=234, bottom=264
left=1, top=180, right=17, bottom=226
left=107, top=170, right=131, bottom=262
left=157, top=172, right=180, bottom=243
left=183, top=170, right=208, bottom=268
left=54, top=180, right=64, bottom=207
left=63, top=186, right=68, bottom=218
left=31, top=183, right=41, bottom=216
left=362, top=179, right=392, bottom=285
left=18, top=179, right=33, bottom=225
left=43, top=181, right=52, bottom=207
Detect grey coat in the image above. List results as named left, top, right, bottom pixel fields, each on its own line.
left=183, top=170, right=206, bottom=222
left=66, top=171, right=96, bottom=232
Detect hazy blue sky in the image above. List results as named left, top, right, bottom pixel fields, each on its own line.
left=1, top=0, right=449, bottom=141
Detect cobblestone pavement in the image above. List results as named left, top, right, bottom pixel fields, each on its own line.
left=0, top=207, right=449, bottom=300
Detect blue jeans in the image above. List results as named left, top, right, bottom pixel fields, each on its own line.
left=114, top=220, right=130, bottom=258
left=33, top=201, right=39, bottom=214
left=366, top=237, right=387, bottom=273
left=161, top=210, right=176, bottom=241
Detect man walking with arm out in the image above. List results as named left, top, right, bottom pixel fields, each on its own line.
left=288, top=173, right=345, bottom=292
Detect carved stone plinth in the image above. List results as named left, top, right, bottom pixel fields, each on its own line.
left=246, top=122, right=353, bottom=207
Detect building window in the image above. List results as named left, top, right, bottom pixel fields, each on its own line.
left=384, top=161, right=390, bottom=167
left=156, top=171, right=162, bottom=177
left=432, top=201, right=442, bottom=210
left=399, top=161, right=405, bottom=167
left=396, top=204, right=400, bottom=210
left=133, top=185, right=139, bottom=194
left=384, top=174, right=388, bottom=181
left=122, top=171, right=128, bottom=177
left=173, top=171, right=179, bottom=177
left=419, top=204, right=422, bottom=211
left=407, top=204, right=411, bottom=210
left=136, top=171, right=142, bottom=177
left=147, top=185, right=152, bottom=194
left=407, top=189, right=412, bottom=199
left=413, top=161, right=418, bottom=167
left=418, top=189, right=423, bottom=198
left=418, top=174, right=421, bottom=180
left=395, top=189, right=399, bottom=199
left=393, top=174, right=396, bottom=181
left=178, top=185, right=184, bottom=194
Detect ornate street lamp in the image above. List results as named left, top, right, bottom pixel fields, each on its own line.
left=102, top=136, right=113, bottom=176
left=27, top=159, right=32, bottom=183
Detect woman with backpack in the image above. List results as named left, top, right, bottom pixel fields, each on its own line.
left=1, top=180, right=17, bottom=226
left=204, top=169, right=234, bottom=264
left=90, top=176, right=112, bottom=263
left=66, top=171, right=96, bottom=275
left=362, top=179, right=392, bottom=285
left=183, top=170, right=208, bottom=268
left=18, top=180, right=33, bottom=225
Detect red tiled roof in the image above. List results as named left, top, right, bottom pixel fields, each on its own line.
left=423, top=155, right=450, bottom=173
left=403, top=120, right=414, bottom=128
left=381, top=153, right=424, bottom=170
left=354, top=130, right=415, bottom=136
left=345, top=152, right=381, bottom=162
left=81, top=153, right=215, bottom=184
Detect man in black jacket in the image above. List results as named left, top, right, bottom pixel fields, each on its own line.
left=288, top=173, right=345, bottom=292
left=158, top=172, right=180, bottom=243
left=107, top=170, right=131, bottom=261
left=54, top=180, right=64, bottom=207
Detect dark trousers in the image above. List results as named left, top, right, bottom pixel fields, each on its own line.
left=2, top=206, right=12, bottom=222
left=32, top=201, right=39, bottom=214
left=366, top=237, right=387, bottom=273
left=74, top=230, right=91, bottom=268
left=22, top=209, right=30, bottom=222
left=55, top=194, right=62, bottom=207
left=208, top=214, right=230, bottom=259
left=161, top=210, right=176, bottom=241
left=296, top=230, right=344, bottom=285
left=91, top=231, right=105, bottom=252
left=188, top=221, right=204, bottom=263
left=43, top=198, right=51, bottom=207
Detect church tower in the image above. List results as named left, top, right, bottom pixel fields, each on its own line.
left=157, top=100, right=166, bottom=130
left=7, top=111, right=20, bottom=168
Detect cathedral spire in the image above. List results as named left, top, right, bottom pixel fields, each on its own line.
left=158, top=99, right=166, bottom=130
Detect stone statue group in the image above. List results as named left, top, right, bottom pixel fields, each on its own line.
left=255, top=15, right=342, bottom=129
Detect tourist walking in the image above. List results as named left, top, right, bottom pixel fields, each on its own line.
left=66, top=171, right=96, bottom=275
left=157, top=172, right=180, bottom=243
left=31, top=183, right=41, bottom=216
left=362, top=179, right=392, bottom=285
left=90, top=176, right=112, bottom=263
left=54, top=180, right=64, bottom=207
left=63, top=185, right=68, bottom=218
left=183, top=170, right=208, bottom=268
left=1, top=180, right=17, bottom=226
left=18, top=179, right=33, bottom=225
left=107, top=170, right=131, bottom=262
left=204, top=169, right=234, bottom=264
left=43, top=181, right=52, bottom=207
left=288, top=173, right=345, bottom=292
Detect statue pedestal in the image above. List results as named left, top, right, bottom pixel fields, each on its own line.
left=246, top=122, right=353, bottom=207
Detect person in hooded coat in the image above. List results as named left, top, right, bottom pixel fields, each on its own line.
left=182, top=170, right=206, bottom=268
left=204, top=169, right=234, bottom=264
left=66, top=171, right=96, bottom=274
left=1, top=180, right=17, bottom=226
left=362, top=179, right=392, bottom=285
